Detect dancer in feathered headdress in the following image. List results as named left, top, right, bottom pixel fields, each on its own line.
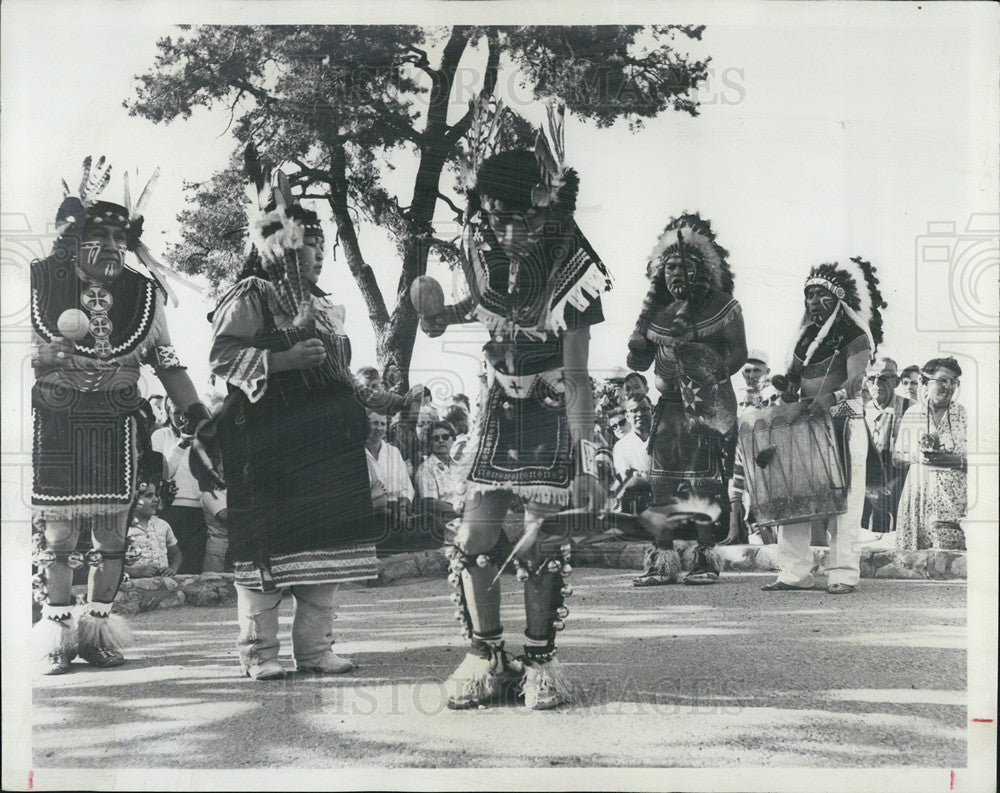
left=31, top=156, right=216, bottom=674
left=208, top=144, right=379, bottom=681
left=762, top=257, right=887, bottom=596
left=413, top=98, right=612, bottom=711
left=624, top=213, right=747, bottom=587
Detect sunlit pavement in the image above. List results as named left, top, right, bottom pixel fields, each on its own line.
left=31, top=570, right=966, bottom=768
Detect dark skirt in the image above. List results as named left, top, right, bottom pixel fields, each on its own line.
left=32, top=383, right=147, bottom=517
left=466, top=381, right=573, bottom=506
left=220, top=376, right=376, bottom=566
left=648, top=396, right=735, bottom=540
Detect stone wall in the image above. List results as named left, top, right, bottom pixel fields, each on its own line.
left=43, top=543, right=963, bottom=619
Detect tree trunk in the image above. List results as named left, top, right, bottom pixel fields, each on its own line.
left=325, top=135, right=390, bottom=337
left=379, top=27, right=500, bottom=389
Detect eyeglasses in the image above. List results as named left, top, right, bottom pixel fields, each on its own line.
left=431, top=433, right=453, bottom=442
left=927, top=378, right=960, bottom=388
left=609, top=420, right=627, bottom=429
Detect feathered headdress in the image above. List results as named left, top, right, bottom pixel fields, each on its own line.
left=458, top=96, right=506, bottom=194
left=54, top=156, right=177, bottom=305
left=459, top=97, right=579, bottom=217
left=646, top=213, right=734, bottom=292
left=631, top=212, right=734, bottom=340
left=796, top=256, right=886, bottom=366
left=243, top=143, right=323, bottom=321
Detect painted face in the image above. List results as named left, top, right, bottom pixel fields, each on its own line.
left=368, top=413, right=387, bottom=441
left=804, top=285, right=836, bottom=325
left=663, top=253, right=707, bottom=300
left=742, top=362, right=768, bottom=389
left=482, top=197, right=545, bottom=256
left=78, top=223, right=128, bottom=283
left=300, top=235, right=325, bottom=285
left=924, top=368, right=959, bottom=408
left=383, top=365, right=402, bottom=391
left=626, top=399, right=653, bottom=436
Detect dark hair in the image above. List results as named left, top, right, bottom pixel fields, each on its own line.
left=429, top=421, right=456, bottom=439
left=451, top=393, right=471, bottom=410
left=443, top=405, right=469, bottom=436
left=921, top=357, right=962, bottom=380
left=900, top=365, right=921, bottom=379
left=625, top=394, right=653, bottom=409
left=474, top=150, right=539, bottom=212
left=624, top=372, right=647, bottom=387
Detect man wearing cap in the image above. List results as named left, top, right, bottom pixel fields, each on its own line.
left=861, top=356, right=912, bottom=533
left=735, top=349, right=779, bottom=412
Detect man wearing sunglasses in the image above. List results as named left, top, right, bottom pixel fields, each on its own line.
left=861, top=357, right=912, bottom=533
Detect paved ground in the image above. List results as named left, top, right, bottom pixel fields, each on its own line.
left=31, top=570, right=967, bottom=769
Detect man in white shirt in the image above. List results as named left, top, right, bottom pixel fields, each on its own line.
left=365, top=411, right=414, bottom=533
left=612, top=396, right=653, bottom=515
left=613, top=395, right=653, bottom=479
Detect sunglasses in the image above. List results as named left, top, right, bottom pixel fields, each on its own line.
left=609, top=419, right=628, bottom=429
left=431, top=433, right=453, bottom=442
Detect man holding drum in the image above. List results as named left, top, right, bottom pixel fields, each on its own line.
left=762, top=258, right=886, bottom=594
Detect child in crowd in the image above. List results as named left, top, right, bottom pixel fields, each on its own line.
left=189, top=447, right=230, bottom=573
left=126, top=482, right=183, bottom=578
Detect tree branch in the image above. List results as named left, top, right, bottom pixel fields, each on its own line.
left=402, top=45, right=436, bottom=78
left=445, top=29, right=500, bottom=146
left=437, top=191, right=464, bottom=222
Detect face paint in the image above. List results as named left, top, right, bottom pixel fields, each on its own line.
left=804, top=285, right=836, bottom=325
left=77, top=226, right=127, bottom=283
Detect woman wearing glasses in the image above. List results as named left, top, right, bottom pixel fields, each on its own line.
left=892, top=358, right=968, bottom=551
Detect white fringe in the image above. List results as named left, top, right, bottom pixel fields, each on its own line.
left=446, top=652, right=497, bottom=702
left=77, top=611, right=132, bottom=653
left=522, top=656, right=573, bottom=710
left=464, top=481, right=571, bottom=507
left=34, top=612, right=77, bottom=659
left=545, top=260, right=612, bottom=334
left=802, top=303, right=841, bottom=367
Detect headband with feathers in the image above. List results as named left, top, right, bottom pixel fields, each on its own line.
left=54, top=156, right=177, bottom=305
left=243, top=143, right=323, bottom=321
left=459, top=96, right=579, bottom=216
left=796, top=257, right=886, bottom=366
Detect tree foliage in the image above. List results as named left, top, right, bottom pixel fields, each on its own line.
left=127, top=24, right=710, bottom=378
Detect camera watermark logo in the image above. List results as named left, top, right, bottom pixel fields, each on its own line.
left=914, top=214, right=999, bottom=333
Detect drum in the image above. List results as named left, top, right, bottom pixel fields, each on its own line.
left=737, top=401, right=847, bottom=527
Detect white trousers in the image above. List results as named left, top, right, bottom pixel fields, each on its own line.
left=236, top=583, right=340, bottom=668
left=775, top=416, right=868, bottom=587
